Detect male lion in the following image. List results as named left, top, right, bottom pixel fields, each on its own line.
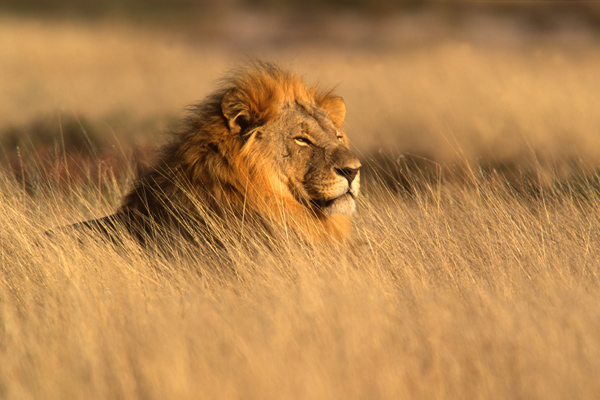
left=71, top=61, right=361, bottom=246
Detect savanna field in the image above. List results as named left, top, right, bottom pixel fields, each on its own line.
left=2, top=5, right=600, bottom=399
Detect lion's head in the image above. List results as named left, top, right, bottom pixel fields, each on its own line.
left=119, top=61, right=361, bottom=242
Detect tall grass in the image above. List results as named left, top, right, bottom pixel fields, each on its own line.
left=2, top=13, right=600, bottom=399
left=2, top=156, right=600, bottom=400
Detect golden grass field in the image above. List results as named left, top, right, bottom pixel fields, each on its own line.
left=2, top=11, right=600, bottom=399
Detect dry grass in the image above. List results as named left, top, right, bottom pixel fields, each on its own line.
left=2, top=161, right=600, bottom=400
left=2, top=13, right=600, bottom=400
left=2, top=16, right=600, bottom=171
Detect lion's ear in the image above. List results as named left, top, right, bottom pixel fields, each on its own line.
left=320, top=96, right=346, bottom=127
left=222, top=88, right=278, bottom=135
left=222, top=89, right=250, bottom=135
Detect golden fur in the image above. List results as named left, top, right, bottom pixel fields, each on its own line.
left=74, top=61, right=361, bottom=245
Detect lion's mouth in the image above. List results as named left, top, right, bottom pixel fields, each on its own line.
left=311, top=192, right=356, bottom=216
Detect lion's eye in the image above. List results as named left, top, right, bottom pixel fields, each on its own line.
left=294, top=137, right=312, bottom=147
left=337, top=135, right=344, bottom=143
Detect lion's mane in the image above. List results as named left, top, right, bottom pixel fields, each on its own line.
left=79, top=61, right=359, bottom=245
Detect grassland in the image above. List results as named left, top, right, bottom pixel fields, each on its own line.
left=2, top=12, right=600, bottom=400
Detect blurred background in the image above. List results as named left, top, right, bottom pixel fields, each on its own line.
left=2, top=0, right=600, bottom=190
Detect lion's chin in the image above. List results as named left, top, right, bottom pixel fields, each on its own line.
left=318, top=193, right=356, bottom=217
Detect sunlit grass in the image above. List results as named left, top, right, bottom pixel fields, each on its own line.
left=2, top=14, right=600, bottom=399
left=2, top=159, right=600, bottom=399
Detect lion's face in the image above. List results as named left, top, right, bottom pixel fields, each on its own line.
left=218, top=63, right=361, bottom=231
left=251, top=101, right=361, bottom=217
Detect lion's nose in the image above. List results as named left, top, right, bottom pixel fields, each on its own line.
left=335, top=166, right=360, bottom=184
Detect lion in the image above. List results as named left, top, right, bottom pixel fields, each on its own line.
left=69, top=61, right=361, bottom=247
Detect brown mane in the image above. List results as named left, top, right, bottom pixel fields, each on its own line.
left=68, top=61, right=358, bottom=246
